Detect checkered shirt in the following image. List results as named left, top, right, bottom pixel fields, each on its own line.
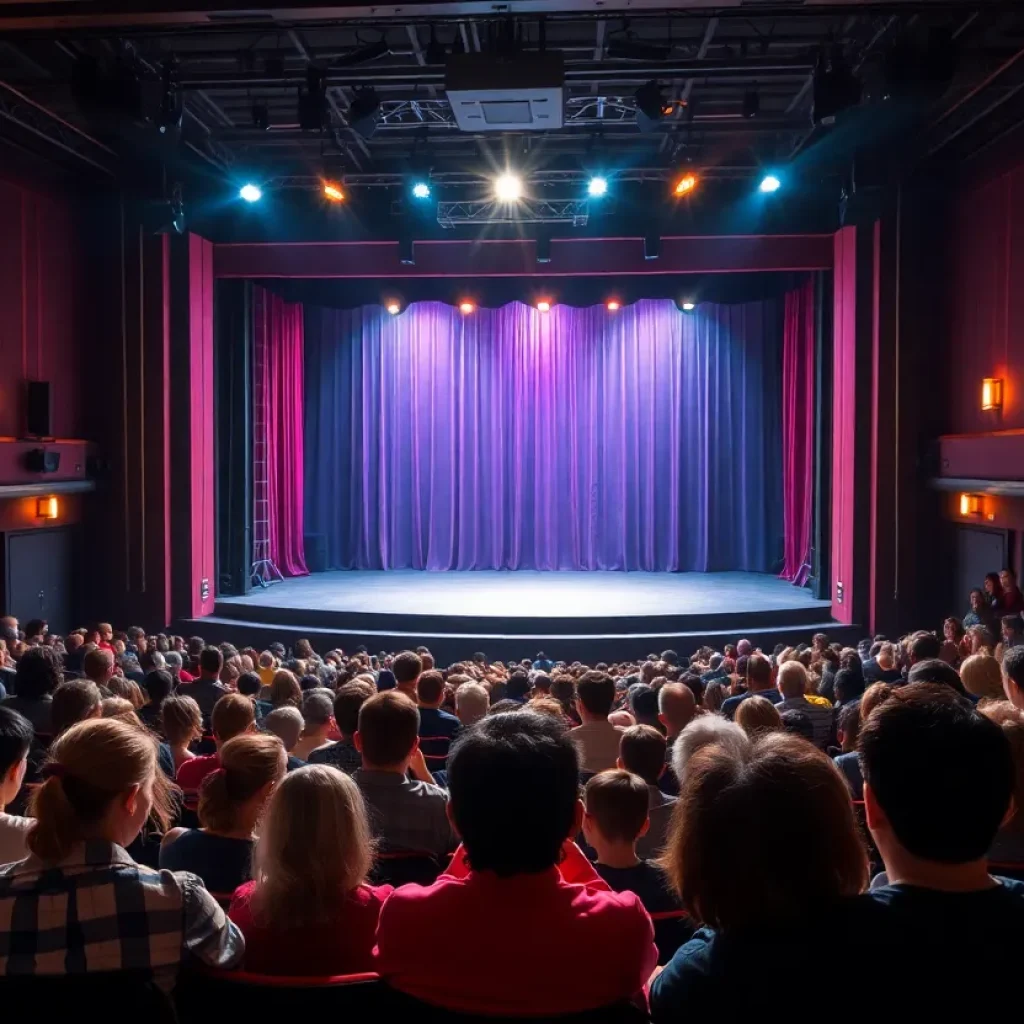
left=307, top=737, right=363, bottom=774
left=0, top=841, right=244, bottom=982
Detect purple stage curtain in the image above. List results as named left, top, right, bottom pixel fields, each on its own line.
left=780, top=278, right=815, bottom=584
left=304, top=299, right=783, bottom=572
left=253, top=287, right=308, bottom=577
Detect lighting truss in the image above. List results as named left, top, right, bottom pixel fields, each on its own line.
left=436, top=198, right=589, bottom=228
left=377, top=95, right=643, bottom=131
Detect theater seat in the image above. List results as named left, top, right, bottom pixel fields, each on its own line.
left=370, top=850, right=442, bottom=887
left=989, top=861, right=1024, bottom=883
left=0, top=970, right=175, bottom=1020
left=649, top=909, right=695, bottom=966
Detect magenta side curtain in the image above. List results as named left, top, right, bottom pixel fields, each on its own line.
left=780, top=279, right=815, bottom=584
left=254, top=287, right=308, bottom=577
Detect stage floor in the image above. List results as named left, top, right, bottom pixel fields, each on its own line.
left=225, top=570, right=830, bottom=620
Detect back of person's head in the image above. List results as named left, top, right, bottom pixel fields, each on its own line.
left=907, top=658, right=965, bottom=694
left=101, top=696, right=138, bottom=722
left=532, top=673, right=552, bottom=695
left=269, top=669, right=302, bottom=708
left=550, top=676, right=576, bottom=707
left=859, top=683, right=1013, bottom=863
left=301, top=690, right=334, bottom=730
left=258, top=651, right=275, bottom=669
left=236, top=671, right=261, bottom=698
left=979, top=701, right=1024, bottom=834
left=745, top=654, right=772, bottom=691
left=876, top=642, right=896, bottom=670
left=833, top=668, right=863, bottom=705
left=253, top=765, right=373, bottom=927
left=664, top=733, right=867, bottom=929
left=51, top=680, right=102, bottom=737
left=333, top=683, right=372, bottom=739
left=780, top=709, right=814, bottom=741
left=448, top=711, right=579, bottom=876
left=16, top=645, right=62, bottom=700
left=392, top=650, right=423, bottom=687
left=909, top=633, right=942, bottom=664
left=506, top=671, right=531, bottom=702
left=29, top=718, right=173, bottom=862
left=417, top=670, right=445, bottom=707
left=264, top=706, right=303, bottom=751
left=630, top=686, right=660, bottom=726
left=356, top=691, right=420, bottom=767
left=1004, top=615, right=1024, bottom=637
left=735, top=695, right=782, bottom=738
left=658, top=682, right=696, bottom=734
left=837, top=702, right=861, bottom=753
left=958, top=654, right=1003, bottom=701
left=584, top=769, right=650, bottom=844
left=0, top=705, right=33, bottom=779
left=144, top=669, right=174, bottom=706
left=702, top=680, right=726, bottom=713
left=576, top=670, right=615, bottom=717
left=199, top=732, right=286, bottom=831
left=672, top=715, right=751, bottom=786
left=199, top=645, right=224, bottom=676
left=777, top=661, right=808, bottom=699
left=455, top=682, right=489, bottom=725
left=211, top=692, right=256, bottom=742
left=294, top=639, right=315, bottom=660
left=82, top=648, right=114, bottom=684
left=618, top=724, right=667, bottom=786
left=161, top=695, right=202, bottom=747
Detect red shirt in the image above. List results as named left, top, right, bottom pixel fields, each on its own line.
left=373, top=851, right=656, bottom=1015
left=229, top=880, right=392, bottom=976
left=176, top=752, right=220, bottom=809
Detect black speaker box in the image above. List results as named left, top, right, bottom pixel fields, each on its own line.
left=26, top=381, right=52, bottom=438
left=25, top=449, right=60, bottom=474
left=303, top=533, right=328, bottom=573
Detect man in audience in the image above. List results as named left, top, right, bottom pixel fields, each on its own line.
left=657, top=683, right=697, bottom=796
left=617, top=725, right=676, bottom=858
left=906, top=633, right=942, bottom=672
left=570, top=671, right=624, bottom=774
left=291, top=690, right=334, bottom=761
left=721, top=654, right=780, bottom=720
left=0, top=706, right=33, bottom=864
left=264, top=706, right=306, bottom=770
left=417, top=669, right=461, bottom=767
left=1001, top=615, right=1024, bottom=652
left=1000, top=568, right=1024, bottom=615
left=392, top=650, right=423, bottom=701
left=374, top=712, right=657, bottom=1016
left=455, top=682, right=489, bottom=727
left=176, top=692, right=256, bottom=808
left=308, top=682, right=371, bottom=774
left=353, top=690, right=454, bottom=859
left=1004, top=646, right=1024, bottom=709
left=1, top=646, right=62, bottom=733
left=178, top=646, right=229, bottom=720
left=629, top=685, right=662, bottom=731
left=774, top=661, right=834, bottom=748
left=82, top=647, right=116, bottom=693
left=856, top=683, right=1024, bottom=1002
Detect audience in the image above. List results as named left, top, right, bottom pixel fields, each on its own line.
left=176, top=693, right=257, bottom=809
left=454, top=681, right=489, bottom=726
left=291, top=690, right=334, bottom=761
left=721, top=653, right=779, bottom=720
left=392, top=651, right=422, bottom=700
left=774, top=660, right=834, bottom=748
left=617, top=725, right=676, bottom=858
left=1, top=647, right=61, bottom=734
left=734, top=694, right=782, bottom=737
left=978, top=700, right=1024, bottom=865
left=0, top=707, right=33, bottom=864
left=50, top=679, right=102, bottom=737
left=161, top=695, right=204, bottom=774
left=263, top=706, right=305, bottom=770
left=571, top=671, right=623, bottom=773
left=178, top=646, right=229, bottom=720
left=416, top=669, right=461, bottom=765
left=308, top=682, right=371, bottom=773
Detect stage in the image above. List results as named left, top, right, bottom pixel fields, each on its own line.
left=190, top=571, right=851, bottom=663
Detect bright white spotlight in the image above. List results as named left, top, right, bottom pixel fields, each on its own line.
left=412, top=181, right=431, bottom=199
left=587, top=176, right=608, bottom=197
left=239, top=183, right=262, bottom=203
left=759, top=174, right=781, bottom=193
left=536, top=300, right=551, bottom=313
left=386, top=301, right=401, bottom=315
left=494, top=173, right=523, bottom=202
left=682, top=301, right=696, bottom=312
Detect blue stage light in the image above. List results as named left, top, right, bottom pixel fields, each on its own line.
left=759, top=174, right=781, bottom=194
left=412, top=181, right=431, bottom=199
left=239, top=183, right=263, bottom=203
left=587, top=176, right=608, bottom=197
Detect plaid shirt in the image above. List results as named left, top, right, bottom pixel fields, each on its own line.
left=353, top=769, right=456, bottom=860
left=307, top=737, right=362, bottom=775
left=0, top=841, right=243, bottom=983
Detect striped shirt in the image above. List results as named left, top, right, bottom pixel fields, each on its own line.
left=0, top=841, right=243, bottom=985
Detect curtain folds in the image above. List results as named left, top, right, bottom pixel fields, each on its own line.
left=253, top=287, right=308, bottom=577
left=304, top=298, right=785, bottom=572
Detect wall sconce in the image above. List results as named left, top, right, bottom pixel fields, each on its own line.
left=36, top=496, right=58, bottom=520
left=959, top=493, right=981, bottom=518
left=982, top=378, right=1003, bottom=412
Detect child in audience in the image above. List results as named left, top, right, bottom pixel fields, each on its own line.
left=0, top=707, right=33, bottom=864
left=616, top=725, right=676, bottom=858
left=374, top=711, right=657, bottom=1016
left=229, top=765, right=392, bottom=975
left=0, top=718, right=242, bottom=979
left=160, top=732, right=286, bottom=895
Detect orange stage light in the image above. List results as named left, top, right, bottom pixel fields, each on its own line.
left=537, top=301, right=551, bottom=313
left=459, top=302, right=475, bottom=314
left=606, top=300, right=621, bottom=312
left=674, top=174, right=697, bottom=196
left=323, top=181, right=345, bottom=202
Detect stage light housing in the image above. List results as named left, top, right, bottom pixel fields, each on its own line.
left=537, top=300, right=551, bottom=313
left=412, top=181, right=431, bottom=199
left=674, top=174, right=697, bottom=196
left=587, top=176, right=608, bottom=197
left=386, top=301, right=401, bottom=315
left=959, top=493, right=981, bottom=518
left=36, top=496, right=58, bottom=520
left=239, top=183, right=262, bottom=203
left=459, top=301, right=475, bottom=314
left=494, top=173, right=523, bottom=202
left=606, top=300, right=621, bottom=312
left=982, top=377, right=1003, bottom=412
left=759, top=174, right=782, bottom=193
left=682, top=301, right=696, bottom=312
left=322, top=180, right=345, bottom=202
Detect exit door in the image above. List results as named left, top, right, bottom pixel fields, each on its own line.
left=6, top=528, right=74, bottom=635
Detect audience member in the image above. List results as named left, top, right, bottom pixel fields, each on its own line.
left=82, top=648, right=116, bottom=692
left=263, top=706, right=306, bottom=770
left=617, top=725, right=676, bottom=858
left=308, top=683, right=372, bottom=774
left=416, top=670, right=461, bottom=764
left=1005, top=646, right=1024, bottom=709
left=774, top=661, right=834, bottom=748
left=961, top=653, right=1005, bottom=702
left=178, top=647, right=229, bottom=720
left=138, top=669, right=174, bottom=731
left=267, top=669, right=302, bottom=710
left=455, top=682, right=489, bottom=726
left=978, top=701, right=1024, bottom=865
left=161, top=695, right=204, bottom=775
left=176, top=693, right=256, bottom=809
left=50, top=679, right=102, bottom=738
left=721, top=654, right=780, bottom=720
left=392, top=651, right=423, bottom=700
left=671, top=715, right=750, bottom=788
left=0, top=707, right=33, bottom=864
left=734, top=694, right=782, bottom=738
left=2, top=647, right=61, bottom=734
left=1000, top=568, right=1024, bottom=615
left=702, top=680, right=726, bottom=713
left=570, top=671, right=623, bottom=774
left=292, top=690, right=334, bottom=761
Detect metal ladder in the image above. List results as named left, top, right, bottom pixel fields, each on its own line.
left=250, top=299, right=283, bottom=589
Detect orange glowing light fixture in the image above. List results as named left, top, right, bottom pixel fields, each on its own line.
left=982, top=377, right=1003, bottom=411
left=606, top=300, right=621, bottom=312
left=674, top=173, right=698, bottom=196
left=959, top=493, right=981, bottom=517
left=537, top=300, right=551, bottom=313
left=322, top=180, right=345, bottom=202
left=459, top=301, right=475, bottom=314
left=36, top=496, right=58, bottom=520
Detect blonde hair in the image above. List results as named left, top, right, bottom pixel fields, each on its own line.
left=269, top=670, right=302, bottom=708
left=980, top=700, right=1024, bottom=834
left=251, top=765, right=373, bottom=928
left=198, top=733, right=286, bottom=833
left=107, top=676, right=146, bottom=709
left=28, top=718, right=173, bottom=862
left=735, top=695, right=783, bottom=738
left=960, top=654, right=1005, bottom=702
left=162, top=695, right=202, bottom=747
left=101, top=696, right=138, bottom=721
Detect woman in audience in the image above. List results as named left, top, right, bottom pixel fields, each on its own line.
left=980, top=701, right=1024, bottom=866
left=702, top=680, right=726, bottom=714
left=229, top=765, right=391, bottom=975
left=139, top=669, right=175, bottom=731
left=0, top=718, right=243, bottom=979
left=984, top=571, right=1005, bottom=610
left=650, top=734, right=868, bottom=1018
left=269, top=669, right=302, bottom=710
left=961, top=653, right=1006, bottom=702
left=160, top=732, right=285, bottom=895
left=162, top=695, right=203, bottom=774
left=671, top=716, right=751, bottom=788
left=964, top=588, right=996, bottom=630
left=734, top=695, right=782, bottom=738
left=50, top=679, right=102, bottom=737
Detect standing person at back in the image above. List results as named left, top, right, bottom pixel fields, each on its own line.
left=178, top=647, right=229, bottom=722
left=570, top=671, right=623, bottom=774
left=721, top=654, right=780, bottom=721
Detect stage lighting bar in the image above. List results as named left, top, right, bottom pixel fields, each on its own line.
left=436, top=198, right=589, bottom=228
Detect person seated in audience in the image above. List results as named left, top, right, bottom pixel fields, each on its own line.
left=616, top=725, right=676, bottom=858
left=392, top=650, right=423, bottom=701
left=774, top=661, right=834, bottom=748
left=267, top=669, right=302, bottom=711
left=263, top=706, right=306, bottom=770
left=82, top=647, right=116, bottom=694
left=999, top=615, right=1024, bottom=659
left=656, top=683, right=696, bottom=797
left=455, top=681, right=489, bottom=727
left=855, top=684, right=1024, bottom=1007
left=964, top=587, right=996, bottom=631
left=670, top=715, right=751, bottom=789
left=138, top=669, right=174, bottom=732
left=308, top=682, right=372, bottom=774
left=352, top=690, right=454, bottom=859
left=734, top=695, right=782, bottom=738
left=417, top=669, right=461, bottom=765
left=1000, top=568, right=1024, bottom=615
left=374, top=712, right=657, bottom=1016
left=228, top=765, right=392, bottom=975
left=161, top=732, right=286, bottom=895
left=1, top=646, right=61, bottom=734
left=176, top=693, right=257, bottom=809
left=721, top=654, right=780, bottom=721
left=701, top=680, right=726, bottom=713
left=0, top=718, right=242, bottom=980
left=960, top=652, right=1005, bottom=702
left=1004, top=647, right=1024, bottom=710
left=177, top=646, right=229, bottom=721
left=50, top=679, right=102, bottom=738
left=570, top=671, right=624, bottom=774
left=290, top=690, right=334, bottom=761
left=649, top=733, right=868, bottom=1019
left=0, top=707, right=33, bottom=864
left=978, top=700, right=1024, bottom=866
left=161, top=695, right=203, bottom=776
left=833, top=703, right=863, bottom=797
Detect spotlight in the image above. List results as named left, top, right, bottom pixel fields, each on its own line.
left=673, top=174, right=697, bottom=196
left=412, top=181, right=431, bottom=199
left=348, top=87, right=381, bottom=139
left=682, top=301, right=696, bottom=312
left=812, top=44, right=862, bottom=125
left=386, top=301, right=401, bottom=315
left=323, top=180, right=345, bottom=202
left=634, top=80, right=667, bottom=133
left=536, top=300, right=551, bottom=313
left=239, top=183, right=262, bottom=203
left=587, top=176, right=608, bottom=197
left=759, top=174, right=781, bottom=193
left=606, top=300, right=621, bottom=312
left=459, top=301, right=475, bottom=314
left=494, top=173, right=522, bottom=202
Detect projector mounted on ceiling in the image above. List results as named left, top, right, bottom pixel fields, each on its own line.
left=445, top=51, right=564, bottom=131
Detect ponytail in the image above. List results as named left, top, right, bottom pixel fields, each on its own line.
left=198, top=733, right=285, bottom=832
